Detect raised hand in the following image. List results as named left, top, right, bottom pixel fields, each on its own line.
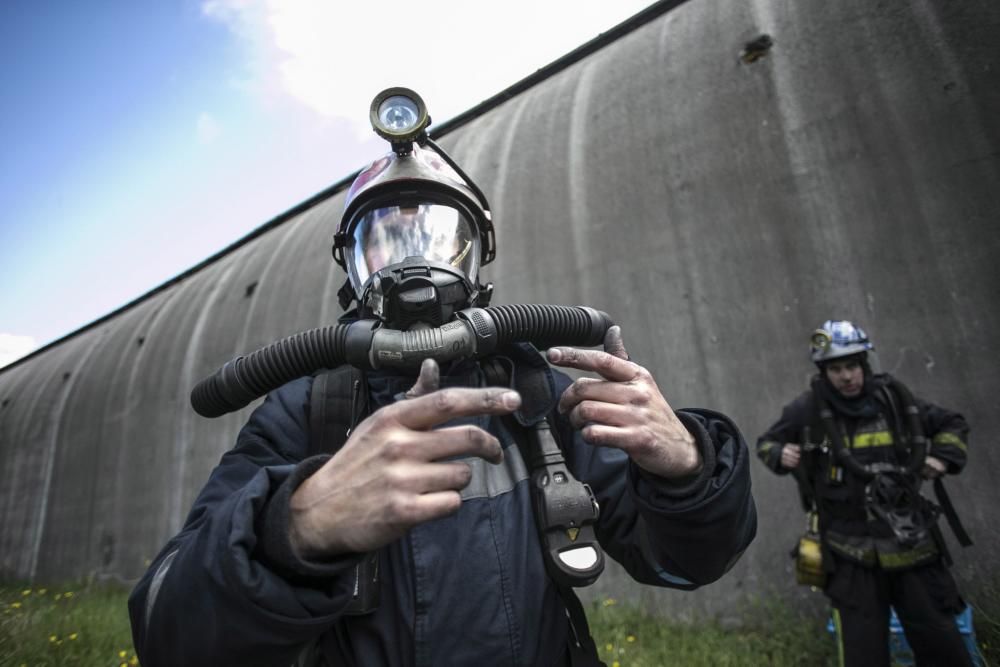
left=546, top=326, right=702, bottom=479
left=289, top=359, right=521, bottom=558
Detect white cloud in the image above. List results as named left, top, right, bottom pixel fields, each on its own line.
left=0, top=333, right=38, bottom=368
left=201, top=0, right=655, bottom=135
left=197, top=112, right=223, bottom=144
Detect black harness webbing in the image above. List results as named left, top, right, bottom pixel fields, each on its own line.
left=559, top=582, right=605, bottom=667
left=808, top=377, right=973, bottom=554
left=933, top=477, right=973, bottom=548
left=308, top=365, right=366, bottom=459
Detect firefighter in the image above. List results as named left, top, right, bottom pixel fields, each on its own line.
left=757, top=320, right=973, bottom=667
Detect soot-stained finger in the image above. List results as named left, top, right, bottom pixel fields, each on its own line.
left=393, top=387, right=521, bottom=431
left=404, top=358, right=441, bottom=399
left=412, top=424, right=505, bottom=464
left=547, top=347, right=636, bottom=382
left=567, top=400, right=634, bottom=431
left=604, top=326, right=630, bottom=361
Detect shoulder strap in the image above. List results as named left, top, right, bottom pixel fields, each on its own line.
left=483, top=352, right=604, bottom=666
left=875, top=377, right=911, bottom=464
left=308, top=365, right=366, bottom=457
left=934, top=477, right=973, bottom=548
left=560, top=585, right=606, bottom=667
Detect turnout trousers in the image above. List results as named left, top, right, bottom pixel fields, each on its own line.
left=826, top=556, right=972, bottom=667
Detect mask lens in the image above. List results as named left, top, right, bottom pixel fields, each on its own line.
left=346, top=204, right=480, bottom=287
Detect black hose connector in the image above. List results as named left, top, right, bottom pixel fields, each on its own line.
left=190, top=305, right=614, bottom=418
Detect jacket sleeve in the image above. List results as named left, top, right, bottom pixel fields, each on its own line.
left=552, top=371, right=756, bottom=589
left=755, top=392, right=811, bottom=475
left=128, top=377, right=361, bottom=667
left=917, top=395, right=970, bottom=474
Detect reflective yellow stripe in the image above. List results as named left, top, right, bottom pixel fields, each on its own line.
left=851, top=430, right=894, bottom=449
left=758, top=440, right=777, bottom=454
left=877, top=541, right=939, bottom=569
left=933, top=432, right=968, bottom=452
left=833, top=608, right=845, bottom=667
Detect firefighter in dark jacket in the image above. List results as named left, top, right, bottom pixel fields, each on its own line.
left=756, top=320, right=972, bottom=667
left=128, top=89, right=757, bottom=667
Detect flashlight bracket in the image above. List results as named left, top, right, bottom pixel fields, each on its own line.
left=390, top=128, right=428, bottom=157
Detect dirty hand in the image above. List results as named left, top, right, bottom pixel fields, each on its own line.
left=547, top=326, right=702, bottom=479
left=289, top=358, right=521, bottom=558
left=922, top=455, right=947, bottom=480
left=781, top=444, right=802, bottom=469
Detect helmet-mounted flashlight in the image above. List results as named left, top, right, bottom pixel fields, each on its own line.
left=810, top=329, right=832, bottom=351
left=370, top=87, right=430, bottom=154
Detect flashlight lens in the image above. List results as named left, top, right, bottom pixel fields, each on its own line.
left=811, top=331, right=831, bottom=349
left=378, top=96, right=420, bottom=132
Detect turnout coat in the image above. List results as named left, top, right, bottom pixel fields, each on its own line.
left=129, top=345, right=757, bottom=667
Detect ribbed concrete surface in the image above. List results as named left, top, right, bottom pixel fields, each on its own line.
left=1, top=0, right=998, bottom=620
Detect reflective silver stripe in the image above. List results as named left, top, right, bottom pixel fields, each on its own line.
left=144, top=549, right=178, bottom=638
left=458, top=440, right=529, bottom=500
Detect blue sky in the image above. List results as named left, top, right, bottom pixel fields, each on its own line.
left=0, top=0, right=654, bottom=367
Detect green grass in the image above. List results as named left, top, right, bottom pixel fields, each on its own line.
left=588, top=596, right=838, bottom=667
left=2, top=580, right=997, bottom=666
left=0, top=582, right=138, bottom=667
left=969, top=579, right=1000, bottom=667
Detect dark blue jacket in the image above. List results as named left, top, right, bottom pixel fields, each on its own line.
left=129, top=349, right=756, bottom=666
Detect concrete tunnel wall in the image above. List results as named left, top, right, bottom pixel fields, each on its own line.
left=1, top=0, right=998, bottom=621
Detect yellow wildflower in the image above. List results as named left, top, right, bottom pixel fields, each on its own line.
left=69, top=632, right=79, bottom=640
left=54, top=593, right=62, bottom=600
left=21, top=589, right=31, bottom=596
left=120, top=650, right=129, bottom=658
left=605, top=643, right=613, bottom=651
left=120, top=663, right=128, bottom=667
left=49, top=635, right=58, bottom=643
left=602, top=598, right=617, bottom=607
left=130, top=657, right=139, bottom=665
left=64, top=591, right=74, bottom=598
left=627, top=635, right=636, bottom=643
left=613, top=662, right=621, bottom=667
left=11, top=602, right=21, bottom=609
left=37, top=588, right=47, bottom=595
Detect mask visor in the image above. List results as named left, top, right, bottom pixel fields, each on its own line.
left=346, top=203, right=480, bottom=288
